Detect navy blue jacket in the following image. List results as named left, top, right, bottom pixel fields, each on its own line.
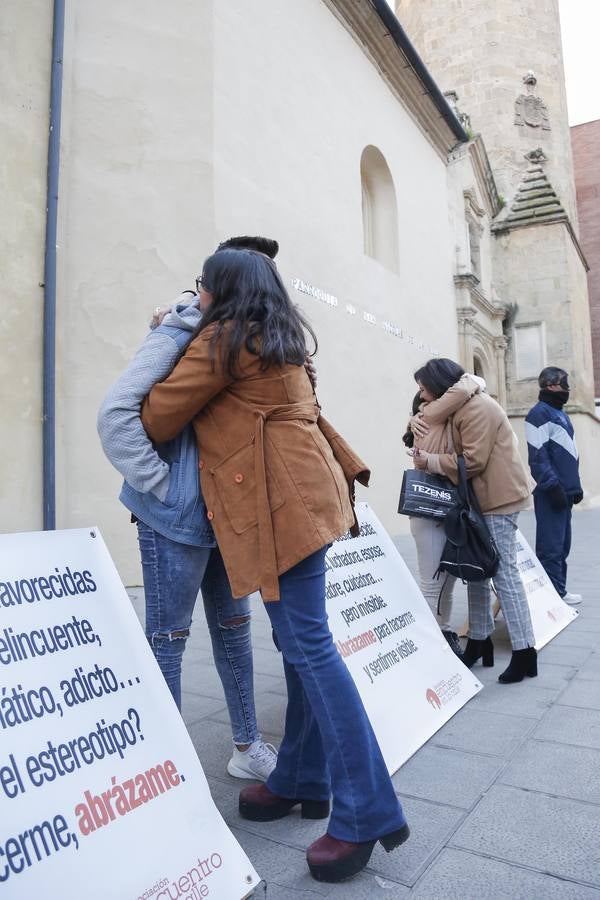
left=525, top=400, right=581, bottom=495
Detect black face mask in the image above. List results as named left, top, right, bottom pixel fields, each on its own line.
left=539, top=388, right=569, bottom=408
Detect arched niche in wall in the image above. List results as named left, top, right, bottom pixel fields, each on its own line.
left=473, top=354, right=485, bottom=379
left=360, top=145, right=400, bottom=273
left=472, top=346, right=497, bottom=398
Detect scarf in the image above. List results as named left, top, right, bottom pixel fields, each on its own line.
left=539, top=389, right=569, bottom=409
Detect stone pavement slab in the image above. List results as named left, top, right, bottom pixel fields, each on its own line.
left=537, top=642, right=594, bottom=667
left=556, top=677, right=600, bottom=710
left=463, top=678, right=560, bottom=719
left=576, top=654, right=600, bottom=680
left=449, top=783, right=600, bottom=887
left=429, top=706, right=536, bottom=756
left=533, top=704, right=600, bottom=749
left=391, top=745, right=502, bottom=809
left=410, top=848, right=600, bottom=900
left=499, top=738, right=600, bottom=804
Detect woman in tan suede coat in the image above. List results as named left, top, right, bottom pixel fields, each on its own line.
left=142, top=248, right=408, bottom=883
left=142, top=318, right=363, bottom=602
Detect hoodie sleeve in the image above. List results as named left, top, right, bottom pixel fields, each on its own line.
left=417, top=374, right=481, bottom=426
left=97, top=301, right=202, bottom=499
left=525, top=405, right=560, bottom=491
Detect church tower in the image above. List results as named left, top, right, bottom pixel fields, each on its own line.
left=396, top=0, right=595, bottom=415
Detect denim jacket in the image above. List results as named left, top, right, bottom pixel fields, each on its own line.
left=98, top=295, right=215, bottom=547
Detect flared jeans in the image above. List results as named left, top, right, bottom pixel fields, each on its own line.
left=264, top=546, right=407, bottom=843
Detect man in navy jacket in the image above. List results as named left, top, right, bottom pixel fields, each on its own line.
left=525, top=367, right=584, bottom=604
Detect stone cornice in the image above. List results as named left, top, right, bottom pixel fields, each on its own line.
left=322, top=0, right=466, bottom=159
left=454, top=274, right=506, bottom=319
left=468, top=137, right=502, bottom=218
left=492, top=217, right=590, bottom=272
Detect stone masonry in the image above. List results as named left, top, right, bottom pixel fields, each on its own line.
left=571, top=119, right=600, bottom=399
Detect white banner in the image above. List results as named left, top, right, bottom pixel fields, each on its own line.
left=516, top=529, right=578, bottom=649
left=0, top=528, right=260, bottom=900
left=326, top=504, right=482, bottom=774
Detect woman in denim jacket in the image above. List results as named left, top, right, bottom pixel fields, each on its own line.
left=97, top=237, right=279, bottom=781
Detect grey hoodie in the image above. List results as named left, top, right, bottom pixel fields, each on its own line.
left=97, top=293, right=202, bottom=502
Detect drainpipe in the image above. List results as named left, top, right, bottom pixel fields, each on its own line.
left=42, top=0, right=65, bottom=530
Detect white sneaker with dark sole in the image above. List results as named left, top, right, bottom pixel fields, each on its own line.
left=563, top=592, right=582, bottom=605
left=227, top=740, right=278, bottom=781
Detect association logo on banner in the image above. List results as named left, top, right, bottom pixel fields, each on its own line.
left=425, top=673, right=464, bottom=712
left=425, top=688, right=442, bottom=710
left=135, top=851, right=225, bottom=900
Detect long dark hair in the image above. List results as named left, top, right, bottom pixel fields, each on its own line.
left=413, top=358, right=465, bottom=399
left=402, top=391, right=422, bottom=448
left=198, top=248, right=317, bottom=376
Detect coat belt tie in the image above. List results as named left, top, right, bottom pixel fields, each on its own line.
left=253, top=401, right=320, bottom=601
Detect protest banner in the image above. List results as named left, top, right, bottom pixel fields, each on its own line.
left=516, top=529, right=578, bottom=649
left=326, top=503, right=482, bottom=774
left=0, top=527, right=260, bottom=900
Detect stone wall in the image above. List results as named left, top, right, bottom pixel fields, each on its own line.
left=396, top=0, right=577, bottom=223
left=493, top=222, right=595, bottom=413
left=571, top=120, right=600, bottom=398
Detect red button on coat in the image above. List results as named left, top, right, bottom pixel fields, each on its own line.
left=207, top=511, right=214, bottom=521
left=234, top=473, right=244, bottom=484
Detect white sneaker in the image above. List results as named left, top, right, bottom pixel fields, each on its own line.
left=563, top=592, right=583, bottom=605
left=227, top=740, right=278, bottom=781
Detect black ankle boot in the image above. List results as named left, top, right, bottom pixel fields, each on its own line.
left=498, top=647, right=537, bottom=684
left=442, top=630, right=463, bottom=658
left=461, top=637, right=494, bottom=669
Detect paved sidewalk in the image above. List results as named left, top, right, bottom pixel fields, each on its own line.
left=129, top=509, right=600, bottom=898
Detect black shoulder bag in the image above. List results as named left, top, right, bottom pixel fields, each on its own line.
left=436, top=456, right=500, bottom=582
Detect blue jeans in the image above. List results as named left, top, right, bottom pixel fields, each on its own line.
left=534, top=492, right=573, bottom=598
left=136, top=521, right=258, bottom=744
left=264, top=546, right=407, bottom=843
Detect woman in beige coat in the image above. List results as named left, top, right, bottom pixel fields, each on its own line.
left=403, top=362, right=481, bottom=656
left=410, top=358, right=538, bottom=684
left=142, top=248, right=408, bottom=883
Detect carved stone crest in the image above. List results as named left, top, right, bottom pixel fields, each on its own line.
left=514, top=71, right=550, bottom=130
left=524, top=147, right=548, bottom=163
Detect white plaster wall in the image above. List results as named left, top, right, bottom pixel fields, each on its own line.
left=0, top=1, right=52, bottom=534
left=212, top=0, right=458, bottom=540
left=6, top=0, right=461, bottom=583
left=56, top=0, right=215, bottom=583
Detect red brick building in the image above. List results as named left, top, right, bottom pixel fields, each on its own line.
left=571, top=119, right=600, bottom=401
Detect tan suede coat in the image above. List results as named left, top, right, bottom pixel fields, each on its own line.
left=141, top=324, right=368, bottom=600
left=420, top=386, right=530, bottom=513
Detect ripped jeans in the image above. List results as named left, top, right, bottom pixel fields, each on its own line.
left=136, top=521, right=258, bottom=745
